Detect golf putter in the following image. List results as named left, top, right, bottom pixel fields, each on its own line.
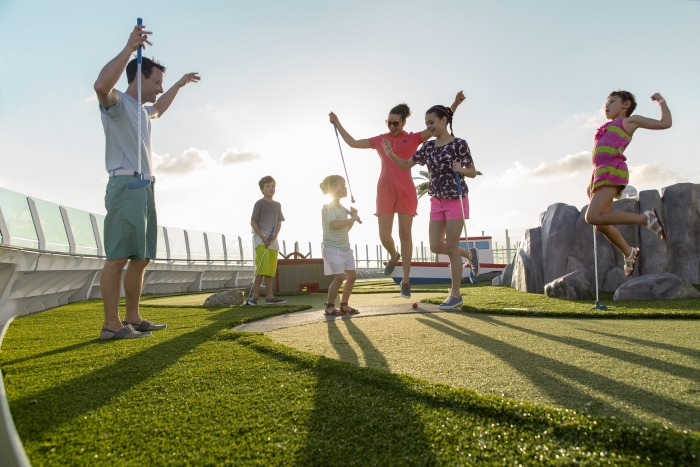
left=332, top=122, right=356, bottom=203
left=343, top=207, right=362, bottom=224
left=592, top=227, right=607, bottom=310
left=128, top=18, right=151, bottom=189
left=455, top=172, right=476, bottom=283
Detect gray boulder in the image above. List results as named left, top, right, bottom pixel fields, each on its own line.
left=244, top=283, right=266, bottom=297
left=540, top=203, right=580, bottom=284
left=613, top=272, right=700, bottom=301
left=650, top=184, right=700, bottom=284
left=544, top=270, right=594, bottom=300
left=503, top=183, right=700, bottom=297
left=511, top=227, right=544, bottom=293
left=638, top=189, right=668, bottom=276
left=491, top=275, right=502, bottom=286
left=203, top=289, right=245, bottom=307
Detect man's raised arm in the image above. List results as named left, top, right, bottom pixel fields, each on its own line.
left=94, top=24, right=152, bottom=109
left=150, top=72, right=201, bottom=118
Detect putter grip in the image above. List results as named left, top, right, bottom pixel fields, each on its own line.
left=137, top=18, right=142, bottom=62
left=344, top=208, right=362, bottom=224
left=266, top=226, right=276, bottom=244
left=333, top=122, right=339, bottom=136
left=455, top=172, right=462, bottom=196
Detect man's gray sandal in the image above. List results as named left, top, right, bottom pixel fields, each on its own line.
left=123, top=319, right=167, bottom=332
left=384, top=253, right=400, bottom=276
left=100, top=324, right=151, bottom=340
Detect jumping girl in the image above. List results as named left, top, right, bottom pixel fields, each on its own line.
left=585, top=91, right=671, bottom=276
left=382, top=105, right=476, bottom=311
left=328, top=91, right=465, bottom=299
left=320, top=175, right=361, bottom=316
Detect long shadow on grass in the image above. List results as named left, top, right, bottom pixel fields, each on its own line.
left=342, top=319, right=389, bottom=371
left=233, top=334, right=700, bottom=465
left=5, top=307, right=291, bottom=440
left=474, top=315, right=700, bottom=382
left=417, top=313, right=700, bottom=430
left=327, top=319, right=360, bottom=366
left=1, top=340, right=95, bottom=366
left=581, top=328, right=700, bottom=361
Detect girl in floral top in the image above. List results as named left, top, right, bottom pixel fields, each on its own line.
left=383, top=104, right=477, bottom=310
left=585, top=91, right=671, bottom=276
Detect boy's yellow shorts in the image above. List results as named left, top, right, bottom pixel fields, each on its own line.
left=254, top=245, right=279, bottom=277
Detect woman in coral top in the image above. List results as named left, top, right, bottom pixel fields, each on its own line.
left=329, top=91, right=464, bottom=298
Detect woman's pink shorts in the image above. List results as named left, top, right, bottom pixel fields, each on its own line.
left=430, top=197, right=469, bottom=221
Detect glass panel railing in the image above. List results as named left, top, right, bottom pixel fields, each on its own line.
left=63, top=206, right=98, bottom=255
left=206, top=232, right=225, bottom=262
left=165, top=227, right=187, bottom=262
left=225, top=234, right=244, bottom=264
left=31, top=197, right=70, bottom=253
left=0, top=187, right=38, bottom=248
left=92, top=213, right=105, bottom=251
left=156, top=226, right=167, bottom=260
left=186, top=230, right=207, bottom=263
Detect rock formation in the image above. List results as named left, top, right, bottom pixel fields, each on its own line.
left=494, top=183, right=700, bottom=293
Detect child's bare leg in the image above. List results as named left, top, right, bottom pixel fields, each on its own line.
left=595, top=225, right=633, bottom=257
left=263, top=276, right=274, bottom=299
left=377, top=213, right=399, bottom=262
left=445, top=220, right=465, bottom=297
left=429, top=220, right=447, bottom=255
left=327, top=273, right=344, bottom=307
left=340, top=270, right=356, bottom=312
left=429, top=221, right=472, bottom=261
left=586, top=186, right=647, bottom=226
left=253, top=275, right=263, bottom=298
left=397, top=213, right=413, bottom=283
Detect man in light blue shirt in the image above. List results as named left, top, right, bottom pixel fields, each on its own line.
left=94, top=22, right=200, bottom=339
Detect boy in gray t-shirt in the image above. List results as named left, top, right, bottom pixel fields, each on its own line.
left=247, top=176, right=287, bottom=306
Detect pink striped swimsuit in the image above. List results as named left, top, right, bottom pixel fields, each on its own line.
left=589, top=119, right=631, bottom=199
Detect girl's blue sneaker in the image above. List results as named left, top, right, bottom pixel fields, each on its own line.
left=438, top=295, right=463, bottom=311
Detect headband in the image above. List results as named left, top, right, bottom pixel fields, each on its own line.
left=428, top=106, right=451, bottom=118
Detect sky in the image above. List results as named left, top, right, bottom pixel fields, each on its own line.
left=1, top=0, right=699, bottom=256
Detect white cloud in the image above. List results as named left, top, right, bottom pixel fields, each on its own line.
left=219, top=148, right=261, bottom=165
left=84, top=94, right=97, bottom=103
left=153, top=148, right=212, bottom=175
left=628, top=163, right=688, bottom=189
left=482, top=151, right=590, bottom=187
left=569, top=107, right=607, bottom=129
left=152, top=147, right=262, bottom=176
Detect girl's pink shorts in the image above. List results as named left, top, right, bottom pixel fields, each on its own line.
left=430, top=197, right=469, bottom=221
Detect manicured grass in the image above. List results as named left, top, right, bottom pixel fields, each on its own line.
left=270, top=313, right=700, bottom=432
left=420, top=282, right=700, bottom=318
left=0, top=298, right=698, bottom=465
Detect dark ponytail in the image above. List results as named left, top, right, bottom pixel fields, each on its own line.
left=426, top=105, right=454, bottom=136
left=389, top=103, right=411, bottom=121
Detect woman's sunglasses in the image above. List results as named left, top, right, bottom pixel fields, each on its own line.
left=386, top=119, right=404, bottom=127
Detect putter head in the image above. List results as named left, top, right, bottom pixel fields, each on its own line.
left=127, top=173, right=151, bottom=189
left=350, top=196, right=355, bottom=203
left=469, top=271, right=476, bottom=283
left=592, top=300, right=607, bottom=310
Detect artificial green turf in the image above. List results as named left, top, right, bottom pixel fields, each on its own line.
left=420, top=282, right=700, bottom=318
left=1, top=299, right=699, bottom=465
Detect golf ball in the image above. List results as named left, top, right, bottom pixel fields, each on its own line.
left=412, top=303, right=418, bottom=309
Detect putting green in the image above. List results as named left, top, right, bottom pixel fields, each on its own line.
left=142, top=290, right=448, bottom=309
left=268, top=312, right=700, bottom=432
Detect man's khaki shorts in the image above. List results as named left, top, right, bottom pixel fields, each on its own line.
left=104, top=176, right=157, bottom=261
